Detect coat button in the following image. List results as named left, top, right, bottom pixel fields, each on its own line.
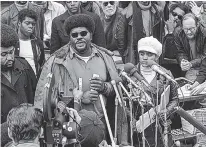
left=93, top=121, right=98, bottom=126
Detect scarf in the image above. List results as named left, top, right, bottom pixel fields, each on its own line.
left=15, top=2, right=29, bottom=11
left=137, top=2, right=152, bottom=36
left=137, top=2, right=151, bottom=11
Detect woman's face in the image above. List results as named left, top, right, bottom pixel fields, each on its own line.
left=139, top=51, right=157, bottom=67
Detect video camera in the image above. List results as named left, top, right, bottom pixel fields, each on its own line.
left=40, top=73, right=79, bottom=147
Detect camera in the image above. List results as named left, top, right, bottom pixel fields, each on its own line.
left=40, top=73, right=79, bottom=147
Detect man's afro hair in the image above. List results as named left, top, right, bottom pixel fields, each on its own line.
left=64, top=14, right=95, bottom=35
left=1, top=23, right=19, bottom=47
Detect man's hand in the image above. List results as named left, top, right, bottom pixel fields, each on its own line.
left=90, top=77, right=105, bottom=93
left=180, top=59, right=192, bottom=71
left=189, top=1, right=201, bottom=17
left=73, top=87, right=83, bottom=103
left=191, top=82, right=206, bottom=95
left=66, top=108, right=81, bottom=124
left=165, top=19, right=176, bottom=34
left=185, top=81, right=200, bottom=90
left=158, top=110, right=169, bottom=122
left=99, top=140, right=119, bottom=147
left=82, top=90, right=99, bottom=104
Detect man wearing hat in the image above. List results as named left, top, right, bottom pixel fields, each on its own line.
left=34, top=14, right=128, bottom=146
left=130, top=36, right=178, bottom=147
left=1, top=24, right=37, bottom=146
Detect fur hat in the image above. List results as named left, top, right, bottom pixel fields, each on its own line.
left=138, top=36, right=162, bottom=57
left=64, top=14, right=95, bottom=35
left=1, top=24, right=19, bottom=47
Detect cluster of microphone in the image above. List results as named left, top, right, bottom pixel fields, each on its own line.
left=120, top=62, right=177, bottom=87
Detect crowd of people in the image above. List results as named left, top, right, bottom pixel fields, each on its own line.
left=1, top=1, right=206, bottom=147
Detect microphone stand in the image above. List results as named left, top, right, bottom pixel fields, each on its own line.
left=93, top=75, right=116, bottom=147
left=140, top=102, right=145, bottom=147
left=99, top=94, right=116, bottom=147
left=155, top=74, right=160, bottom=147
left=111, top=80, right=122, bottom=144
left=119, top=82, right=133, bottom=146
left=128, top=82, right=145, bottom=147
left=163, top=79, right=168, bottom=147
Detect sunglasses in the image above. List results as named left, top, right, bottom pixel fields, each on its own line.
left=71, top=31, right=88, bottom=38
left=103, top=1, right=115, bottom=7
left=172, top=12, right=183, bottom=20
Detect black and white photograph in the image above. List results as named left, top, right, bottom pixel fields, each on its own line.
left=1, top=1, right=206, bottom=147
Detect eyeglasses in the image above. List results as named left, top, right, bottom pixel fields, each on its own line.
left=172, top=12, right=183, bottom=20
left=103, top=1, right=115, bottom=7
left=183, top=27, right=196, bottom=32
left=1, top=48, right=15, bottom=57
left=71, top=31, right=88, bottom=38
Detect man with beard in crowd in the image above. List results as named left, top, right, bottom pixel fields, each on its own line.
left=50, top=1, right=105, bottom=54
left=35, top=14, right=128, bottom=146
left=100, top=1, right=128, bottom=63
left=1, top=24, right=37, bottom=146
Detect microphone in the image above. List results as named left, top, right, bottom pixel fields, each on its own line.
left=124, top=63, right=148, bottom=86
left=120, top=72, right=154, bottom=106
left=120, top=71, right=141, bottom=90
left=124, top=63, right=152, bottom=90
left=147, top=61, right=177, bottom=84
left=175, top=107, right=206, bottom=135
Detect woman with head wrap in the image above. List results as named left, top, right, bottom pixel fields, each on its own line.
left=130, top=37, right=178, bottom=147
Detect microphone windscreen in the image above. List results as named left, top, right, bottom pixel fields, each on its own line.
left=124, top=63, right=135, bottom=74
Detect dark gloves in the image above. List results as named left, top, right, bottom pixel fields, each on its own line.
left=90, top=77, right=106, bottom=93
left=81, top=90, right=99, bottom=104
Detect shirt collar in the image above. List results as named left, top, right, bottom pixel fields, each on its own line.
left=13, top=57, right=27, bottom=71
left=47, top=2, right=53, bottom=11
left=69, top=45, right=100, bottom=59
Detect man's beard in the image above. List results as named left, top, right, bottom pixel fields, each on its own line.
left=1, top=62, right=14, bottom=72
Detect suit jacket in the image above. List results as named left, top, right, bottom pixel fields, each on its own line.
left=1, top=57, right=37, bottom=146
left=50, top=8, right=106, bottom=54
